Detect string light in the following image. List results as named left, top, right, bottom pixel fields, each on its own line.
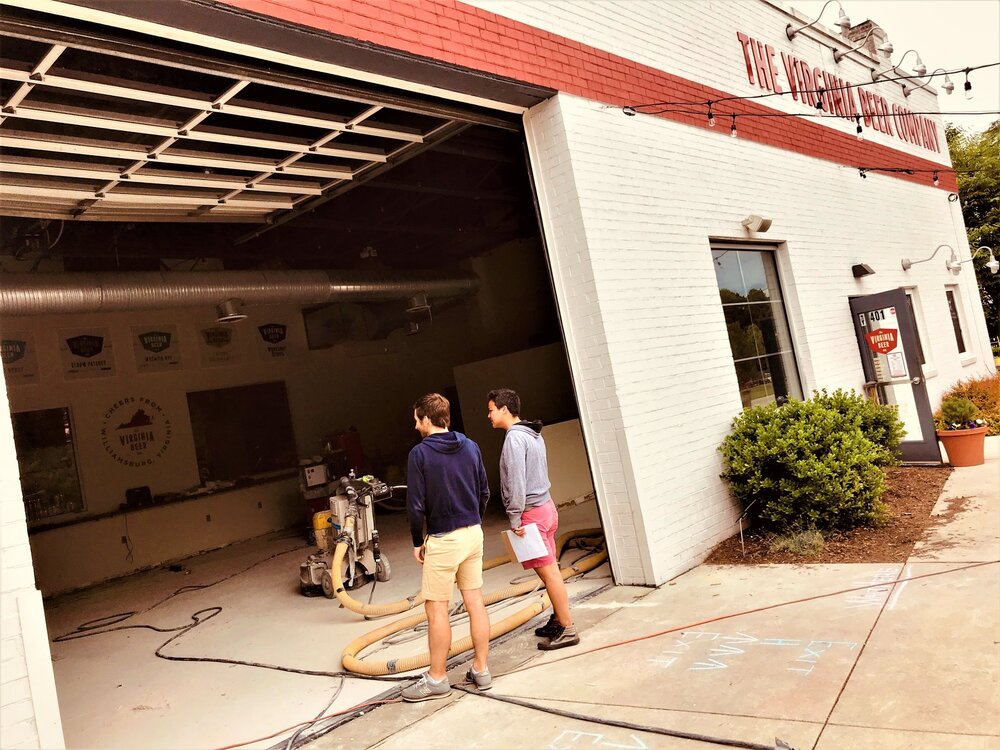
left=707, top=102, right=716, bottom=127
left=815, top=88, right=825, bottom=111
left=964, top=69, right=973, bottom=100
left=623, top=106, right=636, bottom=116
left=730, top=114, right=737, bottom=138
left=621, top=62, right=998, bottom=112
left=855, top=114, right=863, bottom=141
left=853, top=166, right=974, bottom=184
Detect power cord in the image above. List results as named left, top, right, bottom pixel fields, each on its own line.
left=453, top=684, right=778, bottom=750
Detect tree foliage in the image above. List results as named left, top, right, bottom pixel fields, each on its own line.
left=947, top=120, right=1000, bottom=338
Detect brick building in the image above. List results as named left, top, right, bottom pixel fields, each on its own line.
left=1, top=1, right=994, bottom=745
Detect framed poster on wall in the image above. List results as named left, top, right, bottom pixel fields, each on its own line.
left=59, top=328, right=116, bottom=379
left=132, top=325, right=182, bottom=373
left=2, top=331, right=39, bottom=384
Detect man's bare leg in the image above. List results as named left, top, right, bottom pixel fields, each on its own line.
left=459, top=587, right=490, bottom=672
left=535, top=563, right=572, bottom=626
left=425, top=599, right=451, bottom=681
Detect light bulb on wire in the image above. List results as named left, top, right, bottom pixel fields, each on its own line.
left=855, top=114, right=863, bottom=141
left=730, top=114, right=737, bottom=138
left=933, top=172, right=940, bottom=186
left=707, top=102, right=716, bottom=128
left=963, top=69, right=973, bottom=100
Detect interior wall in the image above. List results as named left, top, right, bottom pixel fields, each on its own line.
left=453, top=342, right=579, bottom=494
left=2, top=236, right=567, bottom=594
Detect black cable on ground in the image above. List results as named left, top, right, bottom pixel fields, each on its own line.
left=453, top=685, right=778, bottom=750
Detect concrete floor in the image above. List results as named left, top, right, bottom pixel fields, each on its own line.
left=315, top=454, right=1000, bottom=750
left=43, top=499, right=607, bottom=749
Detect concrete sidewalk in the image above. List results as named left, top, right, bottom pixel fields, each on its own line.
left=314, top=456, right=1000, bottom=750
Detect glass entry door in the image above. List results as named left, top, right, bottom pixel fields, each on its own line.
left=849, top=288, right=940, bottom=463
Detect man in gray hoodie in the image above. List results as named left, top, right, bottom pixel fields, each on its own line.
left=487, top=387, right=579, bottom=650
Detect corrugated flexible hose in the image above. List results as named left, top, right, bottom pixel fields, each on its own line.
left=339, top=526, right=606, bottom=675
left=329, top=516, right=514, bottom=618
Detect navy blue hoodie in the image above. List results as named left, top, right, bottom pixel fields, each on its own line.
left=406, top=431, right=490, bottom=547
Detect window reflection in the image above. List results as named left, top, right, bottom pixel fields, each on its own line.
left=714, top=248, right=801, bottom=408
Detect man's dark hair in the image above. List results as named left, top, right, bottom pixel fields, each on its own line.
left=487, top=388, right=520, bottom=417
left=413, top=393, right=450, bottom=429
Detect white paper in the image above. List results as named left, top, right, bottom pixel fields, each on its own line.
left=504, top=523, right=548, bottom=562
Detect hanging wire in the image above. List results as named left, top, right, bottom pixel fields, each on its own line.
left=622, top=61, right=999, bottom=111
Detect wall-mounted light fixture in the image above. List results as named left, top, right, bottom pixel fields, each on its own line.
left=901, top=243, right=954, bottom=272
left=873, top=48, right=926, bottom=81
left=786, top=0, right=851, bottom=41
left=215, top=298, right=247, bottom=323
left=832, top=29, right=893, bottom=63
left=851, top=263, right=875, bottom=278
left=948, top=246, right=1000, bottom=275
left=741, top=214, right=772, bottom=233
left=904, top=69, right=955, bottom=98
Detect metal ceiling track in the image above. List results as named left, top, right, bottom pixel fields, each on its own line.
left=0, top=12, right=520, bottom=225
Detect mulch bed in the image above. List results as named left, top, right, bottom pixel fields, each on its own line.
left=705, top=466, right=955, bottom=564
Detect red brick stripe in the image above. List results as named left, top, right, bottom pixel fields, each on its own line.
left=217, top=0, right=956, bottom=191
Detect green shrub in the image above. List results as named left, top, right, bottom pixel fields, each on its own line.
left=937, top=373, right=999, bottom=435
left=719, top=393, right=898, bottom=532
left=936, top=395, right=980, bottom=430
left=810, top=389, right=905, bottom=466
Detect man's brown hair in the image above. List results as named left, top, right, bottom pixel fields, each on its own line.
left=413, top=392, right=451, bottom=429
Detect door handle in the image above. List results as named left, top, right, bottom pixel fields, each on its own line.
left=911, top=377, right=922, bottom=386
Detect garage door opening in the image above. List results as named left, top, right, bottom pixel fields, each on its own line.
left=0, top=7, right=607, bottom=748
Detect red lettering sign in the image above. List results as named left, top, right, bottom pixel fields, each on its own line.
left=865, top=328, right=899, bottom=355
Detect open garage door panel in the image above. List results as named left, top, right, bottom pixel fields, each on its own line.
left=0, top=4, right=600, bottom=600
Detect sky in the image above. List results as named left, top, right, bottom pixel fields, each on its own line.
left=797, top=0, right=1000, bottom=133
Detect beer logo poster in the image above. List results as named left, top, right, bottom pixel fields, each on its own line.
left=1, top=332, right=39, bottom=383
left=60, top=328, right=116, bottom=379
left=132, top=325, right=182, bottom=373
left=257, top=322, right=288, bottom=360
left=198, top=326, right=240, bottom=367
left=100, top=396, right=172, bottom=467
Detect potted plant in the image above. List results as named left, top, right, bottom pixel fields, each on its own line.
left=935, top=396, right=988, bottom=467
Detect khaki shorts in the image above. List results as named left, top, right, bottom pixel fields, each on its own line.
left=421, top=524, right=484, bottom=601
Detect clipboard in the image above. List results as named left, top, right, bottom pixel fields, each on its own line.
left=500, top=523, right=548, bottom=563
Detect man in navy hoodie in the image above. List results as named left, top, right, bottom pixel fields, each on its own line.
left=401, top=392, right=492, bottom=702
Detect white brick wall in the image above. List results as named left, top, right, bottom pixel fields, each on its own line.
left=471, top=0, right=950, bottom=165
left=1, top=389, right=65, bottom=749
left=525, top=91, right=992, bottom=586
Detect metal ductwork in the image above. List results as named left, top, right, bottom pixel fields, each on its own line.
left=0, top=270, right=479, bottom=316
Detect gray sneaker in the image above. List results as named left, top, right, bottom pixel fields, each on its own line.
left=538, top=624, right=580, bottom=651
left=401, top=673, right=452, bottom=702
left=465, top=666, right=492, bottom=691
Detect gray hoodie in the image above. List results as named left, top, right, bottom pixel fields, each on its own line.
left=499, top=420, right=552, bottom=529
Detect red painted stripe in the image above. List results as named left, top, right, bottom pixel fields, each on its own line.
left=217, top=0, right=956, bottom=191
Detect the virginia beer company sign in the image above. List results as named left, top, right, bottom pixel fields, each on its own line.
left=735, top=32, right=941, bottom=153
left=865, top=328, right=899, bottom=355
left=100, top=396, right=172, bottom=467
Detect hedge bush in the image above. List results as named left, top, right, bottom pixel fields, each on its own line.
left=810, top=389, right=905, bottom=467
left=719, top=391, right=902, bottom=532
left=937, top=373, right=1000, bottom=436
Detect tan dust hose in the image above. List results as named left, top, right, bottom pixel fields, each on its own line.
left=341, top=528, right=606, bottom=675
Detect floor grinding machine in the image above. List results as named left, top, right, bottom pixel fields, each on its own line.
left=299, top=472, right=402, bottom=598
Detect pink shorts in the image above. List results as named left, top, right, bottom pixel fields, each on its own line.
left=519, top=499, right=559, bottom=570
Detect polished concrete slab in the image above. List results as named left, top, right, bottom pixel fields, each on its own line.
left=44, top=499, right=605, bottom=749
